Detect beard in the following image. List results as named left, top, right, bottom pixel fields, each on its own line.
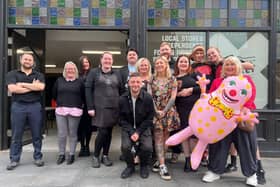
left=22, top=63, right=33, bottom=69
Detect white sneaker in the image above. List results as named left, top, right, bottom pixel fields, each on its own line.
left=246, top=173, right=258, bottom=187
left=202, top=171, right=221, bottom=183
left=159, top=164, right=171, bottom=180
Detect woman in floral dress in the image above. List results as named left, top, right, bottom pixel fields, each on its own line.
left=149, top=56, right=180, bottom=180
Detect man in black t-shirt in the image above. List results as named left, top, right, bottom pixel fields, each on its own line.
left=6, top=53, right=45, bottom=170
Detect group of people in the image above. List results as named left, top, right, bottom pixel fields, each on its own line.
left=6, top=41, right=266, bottom=186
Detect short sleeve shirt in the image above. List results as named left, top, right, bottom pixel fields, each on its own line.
left=6, top=69, right=45, bottom=103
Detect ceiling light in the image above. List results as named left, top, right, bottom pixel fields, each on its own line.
left=45, top=64, right=57, bottom=68
left=112, top=65, right=123, bottom=68
left=82, top=50, right=121, bottom=55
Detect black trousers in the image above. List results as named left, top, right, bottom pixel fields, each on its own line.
left=208, top=127, right=257, bottom=177
left=121, top=128, right=153, bottom=168
left=93, top=127, right=113, bottom=157
left=77, top=110, right=92, bottom=147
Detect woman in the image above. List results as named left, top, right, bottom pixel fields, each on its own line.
left=53, top=61, right=84, bottom=165
left=85, top=52, right=123, bottom=168
left=136, top=57, right=152, bottom=91
left=149, top=56, right=180, bottom=180
left=202, top=56, right=259, bottom=186
left=174, top=55, right=201, bottom=172
left=77, top=56, right=94, bottom=157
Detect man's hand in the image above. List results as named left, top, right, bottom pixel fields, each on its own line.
left=88, top=110, right=95, bottom=117
left=130, top=132, right=139, bottom=142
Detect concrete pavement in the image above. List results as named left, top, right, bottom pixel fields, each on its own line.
left=0, top=128, right=278, bottom=187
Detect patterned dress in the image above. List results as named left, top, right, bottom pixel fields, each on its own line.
left=150, top=76, right=180, bottom=132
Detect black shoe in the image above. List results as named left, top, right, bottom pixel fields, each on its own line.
left=34, top=159, right=44, bottom=167
left=121, top=167, right=135, bottom=179
left=184, top=157, right=192, bottom=172
left=56, top=155, right=65, bottom=165
left=225, top=163, right=237, bottom=173
left=84, top=146, right=90, bottom=156
left=78, top=146, right=86, bottom=157
left=101, top=155, right=113, bottom=166
left=119, top=154, right=125, bottom=161
left=6, top=161, right=19, bottom=170
left=200, top=156, right=208, bottom=167
left=92, top=156, right=100, bottom=168
left=140, top=166, right=149, bottom=179
left=67, top=155, right=75, bottom=165
left=257, top=169, right=266, bottom=185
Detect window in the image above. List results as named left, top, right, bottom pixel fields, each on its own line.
left=210, top=32, right=269, bottom=109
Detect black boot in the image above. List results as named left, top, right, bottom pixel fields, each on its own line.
left=67, top=155, right=75, bottom=165
left=225, top=155, right=237, bottom=173
left=57, top=155, right=65, bottom=165
left=184, top=157, right=192, bottom=172
left=78, top=146, right=86, bottom=157
left=257, top=160, right=266, bottom=185
left=84, top=145, right=90, bottom=156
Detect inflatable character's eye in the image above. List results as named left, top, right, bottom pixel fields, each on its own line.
left=240, top=89, right=247, bottom=96
left=229, top=80, right=236, bottom=86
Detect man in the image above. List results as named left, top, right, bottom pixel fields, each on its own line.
left=159, top=42, right=176, bottom=71
left=119, top=48, right=139, bottom=94
left=6, top=53, right=45, bottom=170
left=119, top=72, right=154, bottom=179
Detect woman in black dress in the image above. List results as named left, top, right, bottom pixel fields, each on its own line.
left=174, top=55, right=201, bottom=172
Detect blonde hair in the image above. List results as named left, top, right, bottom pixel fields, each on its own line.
left=63, top=61, right=79, bottom=79
left=160, top=42, right=171, bottom=48
left=221, top=56, right=243, bottom=78
left=153, top=56, right=172, bottom=78
left=136, top=58, right=152, bottom=79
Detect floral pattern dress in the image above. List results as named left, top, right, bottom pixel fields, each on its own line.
left=150, top=76, right=180, bottom=132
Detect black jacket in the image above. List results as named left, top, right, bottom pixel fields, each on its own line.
left=118, top=65, right=129, bottom=94
left=119, top=89, right=155, bottom=136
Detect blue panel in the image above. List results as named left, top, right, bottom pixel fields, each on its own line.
left=188, top=9, right=196, bottom=19
left=32, top=17, right=40, bottom=24
left=81, top=0, right=89, bottom=8
left=74, top=17, right=81, bottom=25
left=230, top=9, right=238, bottom=18
left=115, top=18, right=122, bottom=26
left=212, top=18, right=220, bottom=27
left=170, top=18, right=178, bottom=26
left=40, top=0, right=48, bottom=7
left=148, top=9, right=155, bottom=18
left=122, top=0, right=130, bottom=9
left=9, top=7, right=16, bottom=16
left=50, top=8, right=57, bottom=17
left=261, top=0, right=268, bottom=9
left=178, top=0, right=186, bottom=8
left=92, top=8, right=99, bottom=17
left=220, top=0, right=227, bottom=9
left=238, top=18, right=246, bottom=27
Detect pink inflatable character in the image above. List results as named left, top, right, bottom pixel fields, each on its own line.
left=166, top=75, right=259, bottom=170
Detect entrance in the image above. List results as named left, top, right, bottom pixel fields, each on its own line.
left=4, top=29, right=128, bottom=149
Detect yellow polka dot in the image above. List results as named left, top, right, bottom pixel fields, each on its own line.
left=222, top=122, right=227, bottom=126
left=246, top=84, right=251, bottom=90
left=221, top=83, right=225, bottom=88
left=213, top=108, right=219, bottom=113
left=210, top=116, right=217, bottom=122
left=208, top=134, right=212, bottom=137
left=236, top=117, right=242, bottom=123
left=217, top=129, right=225, bottom=135
left=198, top=119, right=203, bottom=124
left=249, top=113, right=255, bottom=119
left=197, top=128, right=204, bottom=134
left=198, top=107, right=203, bottom=112
left=212, top=139, right=218, bottom=143
left=206, top=106, right=210, bottom=110
left=205, top=122, right=210, bottom=127
left=239, top=76, right=244, bottom=80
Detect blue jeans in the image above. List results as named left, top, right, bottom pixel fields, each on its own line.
left=10, top=101, right=43, bottom=162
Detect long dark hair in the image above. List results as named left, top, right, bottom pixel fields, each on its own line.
left=79, top=55, right=91, bottom=75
